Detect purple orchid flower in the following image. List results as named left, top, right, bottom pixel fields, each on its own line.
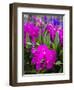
left=46, top=24, right=57, bottom=42
left=31, top=44, right=57, bottom=71
left=57, top=28, right=63, bottom=47
left=24, top=22, right=39, bottom=46
left=53, top=18, right=60, bottom=26
left=43, top=16, right=48, bottom=24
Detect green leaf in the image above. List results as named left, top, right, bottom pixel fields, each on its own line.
left=59, top=50, right=63, bottom=55
left=26, top=42, right=32, bottom=48
left=54, top=32, right=59, bottom=44
left=55, top=61, right=62, bottom=66
left=39, top=35, right=41, bottom=43
left=47, top=35, right=50, bottom=45
left=59, top=67, right=63, bottom=73
left=26, top=33, right=31, bottom=48
left=52, top=43, right=56, bottom=49
left=43, top=31, right=50, bottom=48
left=36, top=42, right=40, bottom=46
left=37, top=31, right=42, bottom=44
left=53, top=32, right=59, bottom=49
left=26, top=42, right=32, bottom=45
left=41, top=69, right=46, bottom=73
left=31, top=69, right=36, bottom=73
left=44, top=30, right=48, bottom=36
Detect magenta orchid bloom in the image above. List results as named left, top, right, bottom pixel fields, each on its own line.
left=31, top=44, right=57, bottom=71
left=57, top=28, right=63, bottom=47
left=46, top=24, right=57, bottom=42
left=24, top=22, right=39, bottom=45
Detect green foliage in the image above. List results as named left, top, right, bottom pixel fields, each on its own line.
left=54, top=32, right=59, bottom=45
left=26, top=33, right=31, bottom=48
left=36, top=31, right=50, bottom=49
left=52, top=32, right=59, bottom=50
left=43, top=31, right=50, bottom=48
left=55, top=61, right=62, bottom=66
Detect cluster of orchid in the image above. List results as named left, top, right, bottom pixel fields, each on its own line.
left=24, top=15, right=63, bottom=73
